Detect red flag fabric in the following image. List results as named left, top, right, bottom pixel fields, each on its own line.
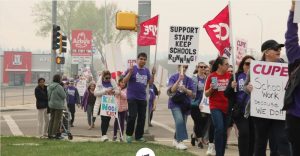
left=203, top=6, right=230, bottom=57
left=138, top=15, right=159, bottom=46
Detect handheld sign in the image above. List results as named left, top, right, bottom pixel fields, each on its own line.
left=168, top=26, right=200, bottom=65
left=294, top=1, right=300, bottom=23
left=250, top=61, right=288, bottom=120
left=100, top=95, right=118, bottom=118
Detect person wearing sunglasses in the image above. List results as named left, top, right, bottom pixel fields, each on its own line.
left=282, top=1, right=300, bottom=155
left=244, top=39, right=292, bottom=156
left=93, top=70, right=120, bottom=142
left=224, top=55, right=255, bottom=156
left=123, top=52, right=155, bottom=143
left=167, top=65, right=195, bottom=150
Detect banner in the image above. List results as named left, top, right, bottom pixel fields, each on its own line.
left=100, top=95, right=118, bottom=118
left=294, top=1, right=300, bottom=23
left=168, top=26, right=200, bottom=65
left=138, top=15, right=159, bottom=46
left=203, top=5, right=230, bottom=57
left=236, top=38, right=247, bottom=66
left=250, top=61, right=288, bottom=120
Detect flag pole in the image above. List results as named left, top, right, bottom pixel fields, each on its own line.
left=154, top=15, right=160, bottom=66
left=228, top=1, right=237, bottom=92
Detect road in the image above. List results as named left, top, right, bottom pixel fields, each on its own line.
left=1, top=88, right=241, bottom=155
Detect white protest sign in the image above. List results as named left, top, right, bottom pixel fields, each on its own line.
left=154, top=65, right=169, bottom=88
left=250, top=61, right=288, bottom=120
left=294, top=1, right=300, bottom=23
left=168, top=26, right=200, bottom=65
left=100, top=95, right=118, bottom=118
left=76, top=80, right=87, bottom=96
left=200, top=92, right=210, bottom=114
left=105, top=44, right=125, bottom=72
left=236, top=38, right=247, bottom=66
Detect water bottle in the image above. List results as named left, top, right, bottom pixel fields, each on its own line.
left=211, top=77, right=218, bottom=89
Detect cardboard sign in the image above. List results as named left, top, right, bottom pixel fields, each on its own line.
left=168, top=26, right=200, bottom=65
left=294, top=1, right=300, bottom=23
left=100, top=95, right=118, bottom=118
left=250, top=61, right=288, bottom=120
left=236, top=38, right=247, bottom=66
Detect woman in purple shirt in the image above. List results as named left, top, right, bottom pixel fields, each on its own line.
left=283, top=2, right=300, bottom=155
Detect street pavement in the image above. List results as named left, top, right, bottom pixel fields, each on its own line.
left=0, top=87, right=243, bottom=155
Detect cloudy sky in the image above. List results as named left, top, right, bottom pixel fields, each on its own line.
left=0, top=0, right=293, bottom=66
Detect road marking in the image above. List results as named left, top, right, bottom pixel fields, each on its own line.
left=3, top=115, right=23, bottom=136
left=151, top=120, right=175, bottom=133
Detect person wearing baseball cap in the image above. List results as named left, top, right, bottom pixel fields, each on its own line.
left=243, top=40, right=291, bottom=156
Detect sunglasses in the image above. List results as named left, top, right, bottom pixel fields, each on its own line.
left=244, top=62, right=251, bottom=66
left=198, top=66, right=207, bottom=69
left=104, top=77, right=111, bottom=80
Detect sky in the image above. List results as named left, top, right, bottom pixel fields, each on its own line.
left=0, top=0, right=293, bottom=69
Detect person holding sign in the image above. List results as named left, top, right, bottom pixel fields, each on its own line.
left=93, top=70, right=120, bottom=142
left=204, top=57, right=231, bottom=156
left=244, top=40, right=291, bottom=156
left=283, top=1, right=300, bottom=155
left=81, top=82, right=97, bottom=130
left=224, top=55, right=255, bottom=156
left=167, top=65, right=195, bottom=150
left=123, top=53, right=155, bottom=143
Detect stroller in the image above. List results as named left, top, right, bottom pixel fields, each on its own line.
left=60, top=110, right=73, bottom=140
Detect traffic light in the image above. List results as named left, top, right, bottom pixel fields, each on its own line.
left=116, top=11, right=137, bottom=31
left=59, top=34, right=67, bottom=53
left=56, top=57, right=65, bottom=64
left=52, top=24, right=60, bottom=50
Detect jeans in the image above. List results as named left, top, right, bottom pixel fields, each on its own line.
left=235, top=117, right=255, bottom=156
left=101, top=116, right=111, bottom=136
left=253, top=117, right=291, bottom=156
left=286, top=114, right=300, bottom=156
left=211, top=109, right=229, bottom=156
left=113, top=111, right=127, bottom=137
left=126, top=99, right=147, bottom=139
left=171, top=107, right=188, bottom=142
left=86, top=104, right=96, bottom=126
left=48, top=109, right=63, bottom=136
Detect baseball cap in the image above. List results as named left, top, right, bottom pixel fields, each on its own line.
left=261, top=40, right=284, bottom=52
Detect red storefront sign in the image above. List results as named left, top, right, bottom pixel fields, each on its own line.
left=71, top=30, right=92, bottom=56
left=3, top=51, right=32, bottom=84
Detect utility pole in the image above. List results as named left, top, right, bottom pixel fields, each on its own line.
left=50, top=0, right=57, bottom=80
left=138, top=0, right=154, bottom=141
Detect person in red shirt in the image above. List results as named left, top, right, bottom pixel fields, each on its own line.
left=205, top=57, right=231, bottom=156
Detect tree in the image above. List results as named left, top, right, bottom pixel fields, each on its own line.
left=32, top=1, right=134, bottom=70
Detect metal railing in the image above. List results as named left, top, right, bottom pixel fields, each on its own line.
left=0, top=85, right=36, bottom=107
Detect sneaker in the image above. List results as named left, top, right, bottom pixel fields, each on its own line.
left=191, top=134, right=196, bottom=146
left=206, top=143, right=216, bottom=156
left=113, top=136, right=117, bottom=141
left=126, top=136, right=132, bottom=143
left=88, top=126, right=92, bottom=130
left=197, top=141, right=204, bottom=149
left=136, top=137, right=146, bottom=142
left=92, top=123, right=95, bottom=128
left=100, top=135, right=109, bottom=142
left=172, top=139, right=178, bottom=147
left=176, top=142, right=188, bottom=150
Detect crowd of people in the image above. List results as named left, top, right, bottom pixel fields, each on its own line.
left=34, top=2, right=299, bottom=156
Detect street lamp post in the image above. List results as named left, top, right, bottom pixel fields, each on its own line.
left=246, top=13, right=263, bottom=46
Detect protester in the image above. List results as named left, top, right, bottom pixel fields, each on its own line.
left=113, top=77, right=128, bottom=142
left=225, top=55, right=255, bottom=156
left=34, top=77, right=49, bottom=138
left=244, top=40, right=291, bottom=156
left=81, top=82, right=97, bottom=130
left=190, top=62, right=208, bottom=149
left=47, top=74, right=66, bottom=139
left=66, top=79, right=80, bottom=127
left=93, top=70, right=120, bottom=142
left=283, top=2, right=300, bottom=155
left=123, top=52, right=155, bottom=143
left=167, top=65, right=195, bottom=150
left=205, top=57, right=231, bottom=156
